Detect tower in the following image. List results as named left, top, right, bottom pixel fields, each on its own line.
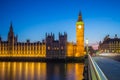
left=46, top=33, right=54, bottom=58
left=59, top=32, right=67, bottom=58
left=8, top=22, right=14, bottom=43
left=76, top=12, right=84, bottom=57
left=8, top=22, right=15, bottom=54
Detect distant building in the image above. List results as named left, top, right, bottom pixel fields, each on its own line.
left=0, top=12, right=85, bottom=58
left=99, top=34, right=120, bottom=53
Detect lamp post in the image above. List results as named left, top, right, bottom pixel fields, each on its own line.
left=86, top=39, right=89, bottom=55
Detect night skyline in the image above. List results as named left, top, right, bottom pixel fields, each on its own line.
left=0, top=0, right=120, bottom=48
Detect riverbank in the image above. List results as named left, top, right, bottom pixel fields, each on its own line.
left=0, top=57, right=84, bottom=63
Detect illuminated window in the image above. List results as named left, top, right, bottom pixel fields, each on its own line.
left=48, top=46, right=50, bottom=50
left=61, top=46, right=63, bottom=50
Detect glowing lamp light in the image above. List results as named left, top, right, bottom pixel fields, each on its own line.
left=86, top=39, right=89, bottom=55
left=86, top=39, right=89, bottom=45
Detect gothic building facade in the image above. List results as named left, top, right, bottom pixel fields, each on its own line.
left=0, top=23, right=46, bottom=57
left=99, top=35, right=120, bottom=53
left=0, top=13, right=85, bottom=58
left=46, top=33, right=67, bottom=59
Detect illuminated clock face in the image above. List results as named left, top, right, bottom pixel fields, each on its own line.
left=78, top=25, right=82, bottom=29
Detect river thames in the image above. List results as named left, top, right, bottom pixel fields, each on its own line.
left=0, top=62, right=84, bottom=80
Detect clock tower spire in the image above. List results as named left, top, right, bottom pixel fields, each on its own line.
left=77, top=11, right=82, bottom=21
left=76, top=12, right=84, bottom=57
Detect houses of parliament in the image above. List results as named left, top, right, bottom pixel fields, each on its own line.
left=0, top=13, right=85, bottom=59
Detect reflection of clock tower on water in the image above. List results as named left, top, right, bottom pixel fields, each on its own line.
left=76, top=12, right=84, bottom=57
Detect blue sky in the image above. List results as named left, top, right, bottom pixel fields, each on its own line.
left=0, top=0, right=120, bottom=47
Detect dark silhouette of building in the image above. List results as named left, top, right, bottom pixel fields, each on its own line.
left=46, top=32, right=67, bottom=59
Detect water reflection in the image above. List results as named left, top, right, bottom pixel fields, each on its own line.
left=0, top=62, right=84, bottom=80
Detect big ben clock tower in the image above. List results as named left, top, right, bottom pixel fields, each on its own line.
left=76, top=12, right=84, bottom=57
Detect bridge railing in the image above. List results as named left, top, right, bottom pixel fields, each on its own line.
left=88, top=54, right=108, bottom=80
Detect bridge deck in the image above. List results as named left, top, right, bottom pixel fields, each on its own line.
left=93, top=56, right=120, bottom=80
